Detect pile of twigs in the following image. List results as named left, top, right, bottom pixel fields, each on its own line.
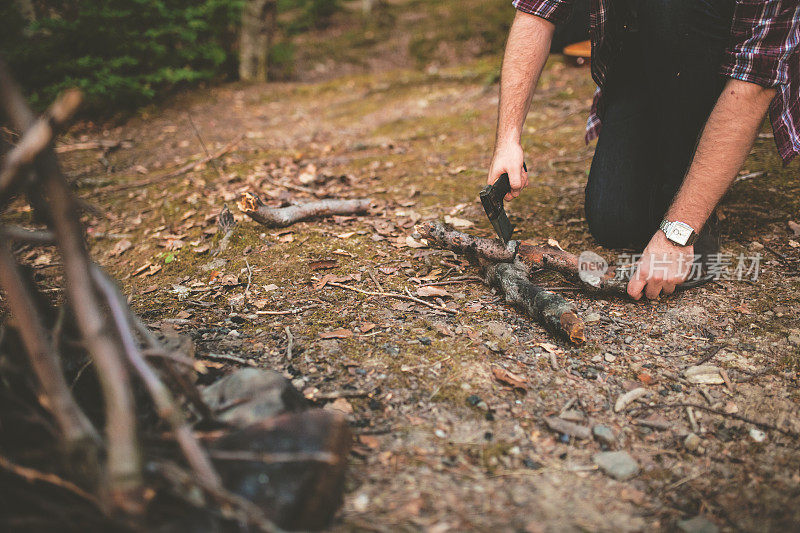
left=0, top=59, right=277, bottom=530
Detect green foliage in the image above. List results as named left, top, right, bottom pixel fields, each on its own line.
left=2, top=0, right=244, bottom=114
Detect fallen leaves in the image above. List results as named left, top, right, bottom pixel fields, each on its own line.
left=416, top=286, right=451, bottom=298
left=110, top=239, right=132, bottom=257
left=319, top=329, right=353, bottom=339
left=492, top=367, right=527, bottom=390
left=308, top=259, right=338, bottom=270
left=443, top=215, right=473, bottom=229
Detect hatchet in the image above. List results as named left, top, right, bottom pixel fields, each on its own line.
left=480, top=162, right=526, bottom=244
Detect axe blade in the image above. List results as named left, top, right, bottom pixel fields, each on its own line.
left=480, top=172, right=515, bottom=244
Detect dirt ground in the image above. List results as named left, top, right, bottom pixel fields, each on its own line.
left=15, top=53, right=800, bottom=531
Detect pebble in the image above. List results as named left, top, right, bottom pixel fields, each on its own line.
left=684, top=433, right=702, bottom=452
left=434, top=429, right=447, bottom=438
left=592, top=425, right=616, bottom=447
left=684, top=365, right=724, bottom=385
left=614, top=387, right=649, bottom=412
left=591, top=355, right=603, bottom=363
left=678, top=516, right=719, bottom=533
left=584, top=312, right=601, bottom=323
left=592, top=451, right=639, bottom=480
left=544, top=416, right=592, bottom=440
left=352, top=493, right=369, bottom=513
left=749, top=428, right=767, bottom=442
left=604, top=353, right=616, bottom=363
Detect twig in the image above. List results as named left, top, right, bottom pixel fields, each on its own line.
left=238, top=192, right=372, bottom=228
left=0, top=88, right=82, bottom=208
left=187, top=113, right=224, bottom=180
left=98, top=133, right=244, bottom=194
left=1, top=225, right=56, bottom=244
left=0, top=242, right=100, bottom=449
left=245, top=258, right=253, bottom=294
left=312, top=390, right=370, bottom=400
left=367, top=268, right=384, bottom=292
left=696, top=344, right=725, bottom=366
left=325, top=280, right=457, bottom=314
left=55, top=139, right=131, bottom=154
left=285, top=326, right=293, bottom=359
left=640, top=402, right=799, bottom=439
left=208, top=449, right=339, bottom=465
left=416, top=275, right=483, bottom=287
left=255, top=304, right=319, bottom=315
left=0, top=454, right=101, bottom=508
left=201, top=352, right=257, bottom=366
left=91, top=265, right=222, bottom=490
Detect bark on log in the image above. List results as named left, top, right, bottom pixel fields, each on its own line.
left=238, top=192, right=372, bottom=228
left=484, top=261, right=585, bottom=344
left=418, top=221, right=627, bottom=296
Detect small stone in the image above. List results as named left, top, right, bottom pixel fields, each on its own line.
left=434, top=429, right=447, bottom=439
left=419, top=336, right=432, bottom=346
left=593, top=451, right=639, bottom=480
left=788, top=329, right=800, bottom=346
left=604, top=354, right=616, bottom=363
left=684, top=365, right=724, bottom=385
left=559, top=409, right=585, bottom=422
left=614, top=387, right=649, bottom=412
left=749, top=428, right=767, bottom=442
left=684, top=433, right=702, bottom=452
left=352, top=493, right=369, bottom=513
left=592, top=425, right=616, bottom=447
left=545, top=416, right=592, bottom=440
left=624, top=335, right=634, bottom=344
left=591, top=355, right=603, bottom=363
left=584, top=312, right=602, bottom=323
left=678, top=515, right=719, bottom=533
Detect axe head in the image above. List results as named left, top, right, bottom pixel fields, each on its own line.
left=480, top=172, right=515, bottom=244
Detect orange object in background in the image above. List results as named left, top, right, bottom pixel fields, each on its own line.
left=563, top=40, right=592, bottom=66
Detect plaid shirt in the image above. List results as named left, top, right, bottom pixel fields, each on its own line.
left=512, top=0, right=800, bottom=163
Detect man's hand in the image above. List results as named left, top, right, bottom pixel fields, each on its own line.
left=488, top=142, right=528, bottom=201
left=627, top=231, right=694, bottom=300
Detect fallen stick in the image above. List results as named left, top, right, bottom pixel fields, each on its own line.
left=98, top=133, right=244, bottom=194
left=484, top=260, right=585, bottom=344
left=238, top=192, right=372, bottom=228
left=417, top=221, right=586, bottom=343
left=418, top=221, right=628, bottom=295
left=326, top=280, right=457, bottom=314
left=54, top=139, right=132, bottom=154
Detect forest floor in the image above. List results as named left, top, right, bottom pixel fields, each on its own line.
left=14, top=53, right=800, bottom=531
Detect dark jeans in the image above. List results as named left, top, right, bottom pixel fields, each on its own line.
left=585, top=0, right=735, bottom=251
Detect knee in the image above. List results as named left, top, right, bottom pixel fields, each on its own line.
left=584, top=192, right=650, bottom=250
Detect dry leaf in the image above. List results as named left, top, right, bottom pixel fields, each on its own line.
left=278, top=233, right=294, bottom=243
left=443, top=215, right=474, bottom=228
left=110, top=239, right=132, bottom=257
left=405, top=235, right=427, bottom=248
left=309, top=259, right=338, bottom=270
left=337, top=232, right=356, bottom=239
left=319, top=329, right=353, bottom=339
left=358, top=435, right=381, bottom=449
left=193, top=244, right=210, bottom=254
left=359, top=322, right=376, bottom=333
left=789, top=220, right=800, bottom=236
left=492, top=367, right=527, bottom=389
left=416, top=286, right=452, bottom=298
left=789, top=239, right=799, bottom=248
left=538, top=342, right=562, bottom=355
left=431, top=322, right=454, bottom=336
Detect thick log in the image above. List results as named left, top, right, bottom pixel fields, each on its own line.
left=210, top=410, right=351, bottom=531
left=418, top=221, right=628, bottom=295
left=238, top=192, right=372, bottom=228
left=416, top=220, right=517, bottom=262
left=485, top=261, right=585, bottom=344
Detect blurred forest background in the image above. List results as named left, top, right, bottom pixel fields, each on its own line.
left=1, top=0, right=516, bottom=116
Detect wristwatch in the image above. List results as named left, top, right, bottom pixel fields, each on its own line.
left=659, top=219, right=698, bottom=246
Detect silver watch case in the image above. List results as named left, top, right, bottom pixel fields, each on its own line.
left=659, top=219, right=698, bottom=246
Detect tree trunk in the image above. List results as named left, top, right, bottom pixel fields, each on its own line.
left=239, top=0, right=277, bottom=82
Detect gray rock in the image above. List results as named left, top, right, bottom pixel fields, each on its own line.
left=593, top=451, right=639, bottom=480
left=545, top=416, right=592, bottom=440
left=202, top=368, right=307, bottom=427
left=584, top=312, right=602, bottom=323
left=592, top=425, right=616, bottom=447
left=677, top=516, right=719, bottom=533
left=684, top=433, right=702, bottom=452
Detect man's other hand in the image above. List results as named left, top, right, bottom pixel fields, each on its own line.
left=627, top=231, right=693, bottom=300
left=488, top=142, right=528, bottom=201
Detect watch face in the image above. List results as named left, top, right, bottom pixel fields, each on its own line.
left=668, top=223, right=693, bottom=245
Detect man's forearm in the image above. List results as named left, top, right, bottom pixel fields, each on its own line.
left=666, top=79, right=777, bottom=230
left=495, top=11, right=555, bottom=147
